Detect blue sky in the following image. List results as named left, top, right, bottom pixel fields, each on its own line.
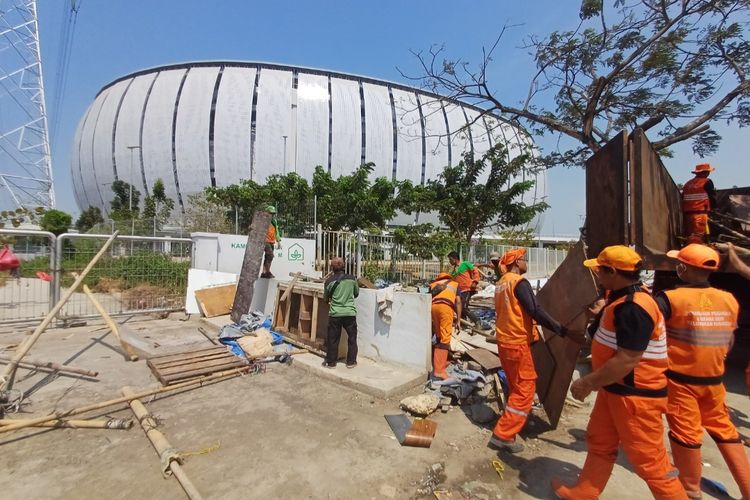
left=37, top=1, right=746, bottom=236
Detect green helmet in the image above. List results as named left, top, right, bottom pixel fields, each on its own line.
left=265, top=205, right=277, bottom=214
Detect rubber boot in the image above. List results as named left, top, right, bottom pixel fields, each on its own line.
left=670, top=441, right=702, bottom=498
left=717, top=442, right=750, bottom=499
left=551, top=454, right=615, bottom=500
left=432, top=347, right=450, bottom=380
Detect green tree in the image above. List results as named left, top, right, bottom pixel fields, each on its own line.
left=411, top=0, right=749, bottom=165
left=313, top=163, right=413, bottom=231
left=142, top=179, right=175, bottom=233
left=393, top=223, right=458, bottom=265
left=205, top=179, right=264, bottom=230
left=184, top=192, right=232, bottom=233
left=75, top=206, right=104, bottom=233
left=39, top=209, right=72, bottom=236
left=110, top=180, right=140, bottom=221
left=261, top=172, right=313, bottom=237
left=425, top=144, right=547, bottom=245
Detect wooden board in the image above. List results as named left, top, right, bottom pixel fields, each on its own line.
left=532, top=240, right=599, bottom=428
left=147, top=346, right=248, bottom=385
left=630, top=128, right=682, bottom=264
left=231, top=211, right=272, bottom=323
left=585, top=130, right=629, bottom=258
left=194, top=283, right=237, bottom=317
left=465, top=348, right=501, bottom=372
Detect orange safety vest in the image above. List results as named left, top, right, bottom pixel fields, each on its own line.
left=494, top=272, right=539, bottom=346
left=265, top=224, right=277, bottom=244
left=430, top=279, right=459, bottom=308
left=663, top=286, right=738, bottom=384
left=682, top=177, right=710, bottom=213
left=592, top=289, right=668, bottom=397
left=454, top=266, right=480, bottom=293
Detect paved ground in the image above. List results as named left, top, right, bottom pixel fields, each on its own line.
left=0, top=316, right=747, bottom=499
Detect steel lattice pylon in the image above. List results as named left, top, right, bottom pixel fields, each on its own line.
left=0, top=0, right=54, bottom=210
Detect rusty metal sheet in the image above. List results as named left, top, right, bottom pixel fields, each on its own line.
left=585, top=130, right=629, bottom=258
left=631, top=128, right=682, bottom=263
left=532, top=240, right=599, bottom=428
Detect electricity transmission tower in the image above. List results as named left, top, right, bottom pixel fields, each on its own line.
left=0, top=0, right=54, bottom=210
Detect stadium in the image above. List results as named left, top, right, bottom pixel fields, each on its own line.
left=71, top=61, right=545, bottom=219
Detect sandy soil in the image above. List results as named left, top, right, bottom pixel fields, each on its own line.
left=0, top=316, right=747, bottom=499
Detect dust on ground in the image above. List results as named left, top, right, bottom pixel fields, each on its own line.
left=0, top=316, right=747, bottom=500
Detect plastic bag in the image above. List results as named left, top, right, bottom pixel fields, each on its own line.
left=0, top=245, right=20, bottom=271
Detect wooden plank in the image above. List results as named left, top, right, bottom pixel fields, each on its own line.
left=148, top=346, right=227, bottom=364
left=310, top=296, right=319, bottom=341
left=465, top=348, right=501, bottom=372
left=231, top=210, right=272, bottom=323
left=162, top=361, right=248, bottom=384
left=158, top=356, right=243, bottom=376
left=585, top=130, right=629, bottom=257
left=195, top=283, right=237, bottom=318
left=631, top=128, right=682, bottom=262
left=152, top=352, right=232, bottom=370
left=532, top=240, right=599, bottom=429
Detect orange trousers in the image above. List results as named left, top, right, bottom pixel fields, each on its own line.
left=667, top=380, right=739, bottom=445
left=746, top=362, right=749, bottom=398
left=493, top=343, right=536, bottom=440
left=684, top=213, right=708, bottom=243
left=431, top=303, right=454, bottom=345
left=583, top=390, right=685, bottom=499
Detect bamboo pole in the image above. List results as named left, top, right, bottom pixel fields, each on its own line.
left=0, top=417, right=132, bottom=429
left=279, top=272, right=302, bottom=303
left=0, top=232, right=119, bottom=392
left=0, top=356, right=98, bottom=378
left=74, top=273, right=138, bottom=361
left=0, top=366, right=249, bottom=434
left=123, top=387, right=204, bottom=500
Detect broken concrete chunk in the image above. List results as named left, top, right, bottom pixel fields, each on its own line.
left=399, top=394, right=440, bottom=416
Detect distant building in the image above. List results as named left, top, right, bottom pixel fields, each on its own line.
left=72, top=61, right=546, bottom=223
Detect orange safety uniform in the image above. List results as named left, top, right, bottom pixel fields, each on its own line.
left=682, top=177, right=711, bottom=244
left=492, top=272, right=539, bottom=441
left=430, top=277, right=459, bottom=379
left=454, top=266, right=481, bottom=293
left=573, top=288, right=685, bottom=499
left=662, top=286, right=750, bottom=498
left=266, top=224, right=277, bottom=244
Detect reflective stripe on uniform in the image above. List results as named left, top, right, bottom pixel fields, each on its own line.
left=505, top=405, right=528, bottom=417
left=666, top=327, right=734, bottom=347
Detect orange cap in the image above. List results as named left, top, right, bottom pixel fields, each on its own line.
left=434, top=272, right=452, bottom=282
left=692, top=163, right=715, bottom=174
left=666, top=244, right=719, bottom=270
left=500, top=248, right=526, bottom=266
left=583, top=245, right=642, bottom=271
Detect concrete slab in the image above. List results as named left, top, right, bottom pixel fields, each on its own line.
left=292, top=352, right=426, bottom=399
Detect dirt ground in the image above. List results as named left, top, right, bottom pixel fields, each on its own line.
left=0, top=316, right=748, bottom=500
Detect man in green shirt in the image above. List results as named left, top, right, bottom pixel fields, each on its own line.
left=322, top=257, right=360, bottom=368
left=448, top=251, right=481, bottom=323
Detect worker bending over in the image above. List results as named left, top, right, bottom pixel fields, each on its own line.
left=552, top=245, right=686, bottom=499
left=657, top=244, right=750, bottom=499
left=429, top=273, right=462, bottom=380
left=489, top=248, right=568, bottom=453
left=682, top=163, right=717, bottom=244
left=448, top=251, right=481, bottom=323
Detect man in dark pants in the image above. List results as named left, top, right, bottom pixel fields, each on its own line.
left=323, top=257, right=359, bottom=368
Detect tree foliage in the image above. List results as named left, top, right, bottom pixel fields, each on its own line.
left=110, top=180, right=141, bottom=221
left=75, top=206, right=104, bottom=233
left=39, top=209, right=72, bottom=236
left=142, top=179, right=175, bottom=231
left=393, top=223, right=458, bottom=263
left=184, top=192, right=233, bottom=234
left=424, top=144, right=547, bottom=245
left=408, top=0, right=750, bottom=165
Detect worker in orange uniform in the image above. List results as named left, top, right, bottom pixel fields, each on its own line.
left=448, top=251, right=481, bottom=323
left=261, top=205, right=281, bottom=279
left=489, top=248, right=569, bottom=453
left=727, top=243, right=750, bottom=400
left=551, top=245, right=686, bottom=500
left=429, top=273, right=462, bottom=380
left=654, top=244, right=750, bottom=499
left=682, top=163, right=717, bottom=244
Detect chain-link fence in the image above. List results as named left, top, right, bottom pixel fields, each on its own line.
left=0, top=229, right=56, bottom=324
left=316, top=229, right=569, bottom=285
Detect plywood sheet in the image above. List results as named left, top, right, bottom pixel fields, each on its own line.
left=185, top=269, right=238, bottom=314
left=466, top=348, right=502, bottom=371
left=631, top=128, right=682, bottom=262
left=195, top=283, right=237, bottom=317
left=532, top=240, right=599, bottom=428
left=585, top=130, right=629, bottom=257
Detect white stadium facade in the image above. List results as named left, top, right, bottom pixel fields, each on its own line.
left=71, top=61, right=545, bottom=220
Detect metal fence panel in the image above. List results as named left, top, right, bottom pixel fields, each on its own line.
left=55, top=233, right=192, bottom=320
left=0, top=229, right=56, bottom=324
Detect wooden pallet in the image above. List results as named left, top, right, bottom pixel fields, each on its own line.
left=146, top=346, right=248, bottom=385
